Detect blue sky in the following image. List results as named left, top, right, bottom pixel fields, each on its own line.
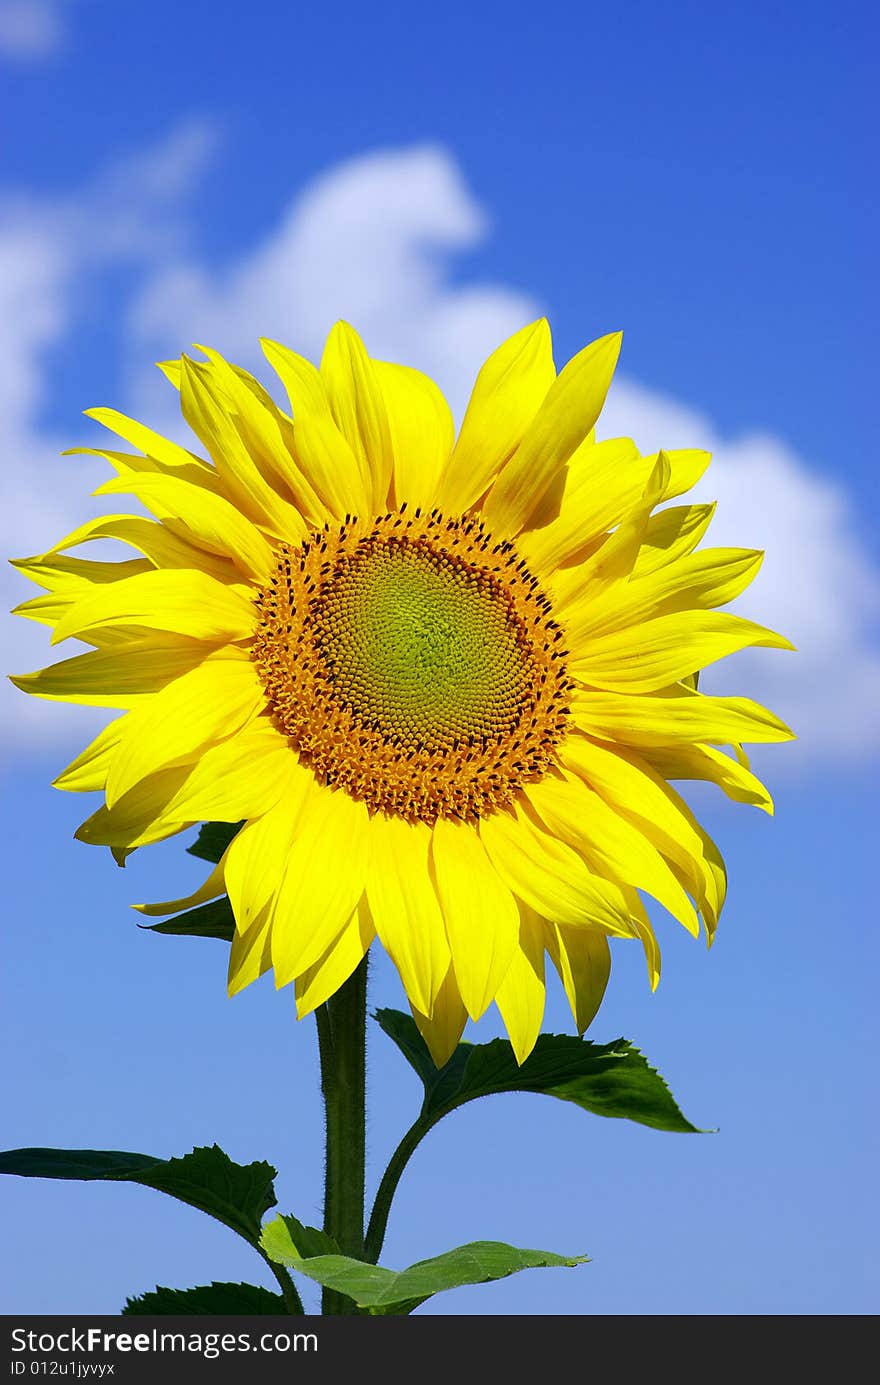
left=0, top=0, right=877, bottom=1315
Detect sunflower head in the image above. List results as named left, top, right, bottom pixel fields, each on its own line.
left=10, top=319, right=794, bottom=1064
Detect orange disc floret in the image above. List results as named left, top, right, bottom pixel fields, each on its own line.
left=251, top=505, right=572, bottom=824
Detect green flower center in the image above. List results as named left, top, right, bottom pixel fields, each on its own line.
left=314, top=541, right=531, bottom=749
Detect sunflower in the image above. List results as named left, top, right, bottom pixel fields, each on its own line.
left=10, top=320, right=794, bottom=1064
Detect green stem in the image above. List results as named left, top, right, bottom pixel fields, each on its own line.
left=365, top=1111, right=441, bottom=1264
left=262, top=1256, right=306, bottom=1315
left=316, top=955, right=368, bottom=1313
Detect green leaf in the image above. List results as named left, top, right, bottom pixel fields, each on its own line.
left=140, top=896, right=236, bottom=941
left=375, top=1009, right=703, bottom=1134
left=0, top=1148, right=157, bottom=1179
left=0, top=1144, right=277, bottom=1245
left=261, top=1216, right=585, bottom=1314
left=122, top=1282, right=285, bottom=1315
left=135, top=1146, right=278, bottom=1242
left=187, top=821, right=244, bottom=864
left=261, top=1213, right=339, bottom=1262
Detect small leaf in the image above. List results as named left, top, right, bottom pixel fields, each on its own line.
left=0, top=1144, right=277, bottom=1246
left=261, top=1216, right=585, bottom=1314
left=141, top=896, right=236, bottom=941
left=375, top=1009, right=703, bottom=1134
left=122, top=1282, right=285, bottom=1315
left=187, top=821, right=243, bottom=864
left=261, top=1213, right=339, bottom=1262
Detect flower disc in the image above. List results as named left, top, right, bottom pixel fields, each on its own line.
left=252, top=507, right=571, bottom=824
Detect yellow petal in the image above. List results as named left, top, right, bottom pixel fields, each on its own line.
left=94, top=472, right=275, bottom=583
left=65, top=444, right=153, bottom=475
left=42, top=513, right=240, bottom=584
left=435, top=318, right=555, bottom=514
left=411, top=963, right=468, bottom=1068
left=295, top=900, right=376, bottom=1019
left=519, top=442, right=709, bottom=576
left=50, top=568, right=256, bottom=647
left=10, top=640, right=223, bottom=707
left=160, top=717, right=297, bottom=824
left=179, top=356, right=307, bottom=540
left=479, top=802, right=636, bottom=936
left=483, top=331, right=622, bottom=537
left=552, top=453, right=671, bottom=623
left=569, top=611, right=794, bottom=693
left=261, top=337, right=372, bottom=518
left=11, top=554, right=151, bottom=595
left=52, top=717, right=126, bottom=791
left=525, top=768, right=700, bottom=937
left=66, top=442, right=218, bottom=493
left=570, top=686, right=795, bottom=748
left=105, top=653, right=263, bottom=808
left=366, top=815, right=451, bottom=1017
left=545, top=922, right=611, bottom=1035
left=10, top=556, right=152, bottom=627
left=495, top=906, right=546, bottom=1064
left=84, top=406, right=213, bottom=476
left=562, top=735, right=726, bottom=933
left=641, top=742, right=774, bottom=813
left=157, top=358, right=182, bottom=388
left=270, top=782, right=370, bottom=987
left=373, top=359, right=454, bottom=510
left=134, top=856, right=228, bottom=917
left=74, top=767, right=193, bottom=849
left=321, top=322, right=394, bottom=513
left=224, top=770, right=313, bottom=935
left=11, top=592, right=75, bottom=628
left=565, top=547, right=765, bottom=647
left=228, top=905, right=274, bottom=996
left=192, top=346, right=328, bottom=526
left=624, top=894, right=662, bottom=990
left=632, top=503, right=717, bottom=577
left=430, top=816, right=519, bottom=1021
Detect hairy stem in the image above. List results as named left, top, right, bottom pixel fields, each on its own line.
left=263, top=1256, right=306, bottom=1315
left=365, top=1111, right=441, bottom=1264
left=316, top=956, right=368, bottom=1313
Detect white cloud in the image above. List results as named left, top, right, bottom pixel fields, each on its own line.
left=129, top=145, right=539, bottom=422
left=0, top=1, right=64, bottom=60
left=78, top=119, right=220, bottom=265
left=0, top=214, right=106, bottom=745
left=601, top=380, right=880, bottom=755
left=2, top=137, right=878, bottom=766
left=0, top=122, right=219, bottom=753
